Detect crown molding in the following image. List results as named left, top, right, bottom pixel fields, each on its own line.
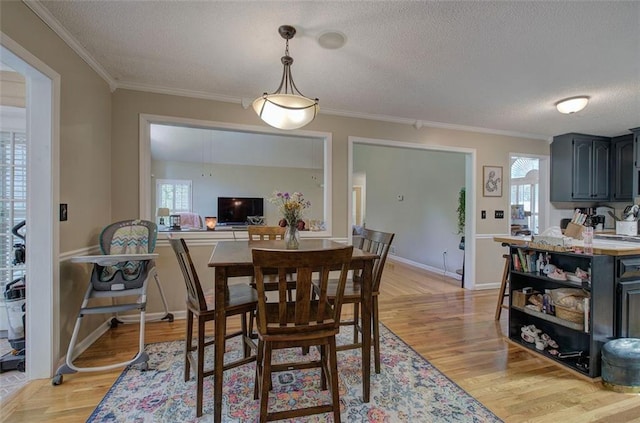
left=115, top=80, right=241, bottom=104
left=319, top=108, right=549, bottom=141
left=23, top=0, right=117, bottom=91
left=118, top=80, right=548, bottom=141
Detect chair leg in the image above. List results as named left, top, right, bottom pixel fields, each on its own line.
left=495, top=254, right=511, bottom=320
left=319, top=344, right=328, bottom=391
left=241, top=312, right=250, bottom=358
left=254, top=339, right=264, bottom=400
left=196, top=318, right=206, bottom=418
left=249, top=310, right=256, bottom=340
left=328, top=336, right=342, bottom=423
left=373, top=297, right=381, bottom=374
left=353, top=303, right=360, bottom=344
left=184, top=309, right=193, bottom=382
left=259, top=342, right=273, bottom=423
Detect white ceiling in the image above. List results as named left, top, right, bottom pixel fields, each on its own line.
left=33, top=1, right=640, bottom=139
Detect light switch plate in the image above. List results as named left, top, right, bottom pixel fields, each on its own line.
left=60, top=204, right=68, bottom=221
left=495, top=210, right=504, bottom=219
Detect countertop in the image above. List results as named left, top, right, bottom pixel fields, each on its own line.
left=494, top=235, right=640, bottom=256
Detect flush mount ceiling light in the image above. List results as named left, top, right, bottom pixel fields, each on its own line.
left=556, top=96, right=590, bottom=114
left=252, top=25, right=319, bottom=130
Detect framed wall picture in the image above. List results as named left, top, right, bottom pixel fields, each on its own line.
left=483, top=166, right=503, bottom=197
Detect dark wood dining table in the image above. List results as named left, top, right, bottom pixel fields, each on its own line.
left=208, top=239, right=378, bottom=423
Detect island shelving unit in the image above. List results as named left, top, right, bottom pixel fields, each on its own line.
left=505, top=243, right=614, bottom=378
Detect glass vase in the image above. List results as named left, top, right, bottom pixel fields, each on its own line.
left=285, top=225, right=300, bottom=249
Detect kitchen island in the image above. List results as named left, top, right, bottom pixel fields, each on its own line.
left=495, top=234, right=640, bottom=256
left=495, top=235, right=640, bottom=379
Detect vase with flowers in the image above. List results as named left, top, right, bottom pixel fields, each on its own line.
left=269, top=190, right=311, bottom=249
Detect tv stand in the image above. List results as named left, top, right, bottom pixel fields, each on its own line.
left=214, top=225, right=247, bottom=231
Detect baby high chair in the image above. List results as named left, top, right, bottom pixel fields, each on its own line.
left=52, top=219, right=173, bottom=385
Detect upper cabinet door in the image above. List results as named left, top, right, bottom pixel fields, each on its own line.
left=551, top=133, right=614, bottom=202
left=633, top=128, right=640, bottom=169
left=572, top=139, right=593, bottom=200
left=592, top=140, right=610, bottom=200
left=612, top=135, right=633, bottom=201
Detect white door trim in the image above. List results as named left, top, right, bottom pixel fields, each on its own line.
left=1, top=32, right=61, bottom=379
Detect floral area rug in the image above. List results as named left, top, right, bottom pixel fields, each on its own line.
left=88, top=324, right=502, bottom=422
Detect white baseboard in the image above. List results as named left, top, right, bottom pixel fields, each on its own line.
left=472, top=282, right=502, bottom=290
left=388, top=255, right=462, bottom=280
left=387, top=255, right=501, bottom=291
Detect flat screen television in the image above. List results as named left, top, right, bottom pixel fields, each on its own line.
left=217, top=197, right=264, bottom=226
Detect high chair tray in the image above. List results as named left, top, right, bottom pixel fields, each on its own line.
left=71, top=253, right=158, bottom=265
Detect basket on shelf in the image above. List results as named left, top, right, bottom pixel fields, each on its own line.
left=554, top=304, right=584, bottom=324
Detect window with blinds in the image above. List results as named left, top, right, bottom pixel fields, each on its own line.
left=156, top=179, right=192, bottom=212
left=0, top=131, right=27, bottom=291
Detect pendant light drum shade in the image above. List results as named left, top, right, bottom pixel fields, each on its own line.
left=252, top=94, right=318, bottom=130
left=253, top=25, right=319, bottom=130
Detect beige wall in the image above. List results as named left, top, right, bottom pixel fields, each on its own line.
left=1, top=1, right=113, bottom=250
left=1, top=1, right=112, bottom=357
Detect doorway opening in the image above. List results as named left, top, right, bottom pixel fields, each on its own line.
left=509, top=155, right=548, bottom=235
left=349, top=137, right=475, bottom=289
left=0, top=65, right=27, bottom=394
left=1, top=34, right=60, bottom=385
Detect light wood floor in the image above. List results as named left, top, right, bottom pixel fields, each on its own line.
left=2, top=260, right=640, bottom=422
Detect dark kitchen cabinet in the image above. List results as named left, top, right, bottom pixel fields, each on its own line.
left=617, top=280, right=640, bottom=338
left=632, top=127, right=640, bottom=200
left=611, top=134, right=634, bottom=202
left=615, top=256, right=640, bottom=338
left=633, top=127, right=640, bottom=168
left=551, top=133, right=610, bottom=202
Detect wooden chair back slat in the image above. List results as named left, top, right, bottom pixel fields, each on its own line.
left=359, top=229, right=395, bottom=292
left=169, top=238, right=207, bottom=312
left=248, top=226, right=286, bottom=241
left=278, top=269, right=288, bottom=324
left=252, top=246, right=353, bottom=335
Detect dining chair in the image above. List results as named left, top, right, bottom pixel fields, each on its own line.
left=317, top=228, right=394, bottom=374
left=252, top=245, right=353, bottom=423
left=247, top=225, right=286, bottom=241
left=169, top=238, right=258, bottom=418
left=247, top=225, right=295, bottom=300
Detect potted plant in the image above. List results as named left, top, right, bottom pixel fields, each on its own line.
left=457, top=187, right=465, bottom=249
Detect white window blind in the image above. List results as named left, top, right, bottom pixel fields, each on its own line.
left=156, top=179, right=192, bottom=212
left=0, top=131, right=27, bottom=289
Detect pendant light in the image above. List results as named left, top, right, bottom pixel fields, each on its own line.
left=253, top=25, right=319, bottom=130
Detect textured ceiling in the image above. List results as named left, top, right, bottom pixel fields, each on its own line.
left=34, top=0, right=640, bottom=139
